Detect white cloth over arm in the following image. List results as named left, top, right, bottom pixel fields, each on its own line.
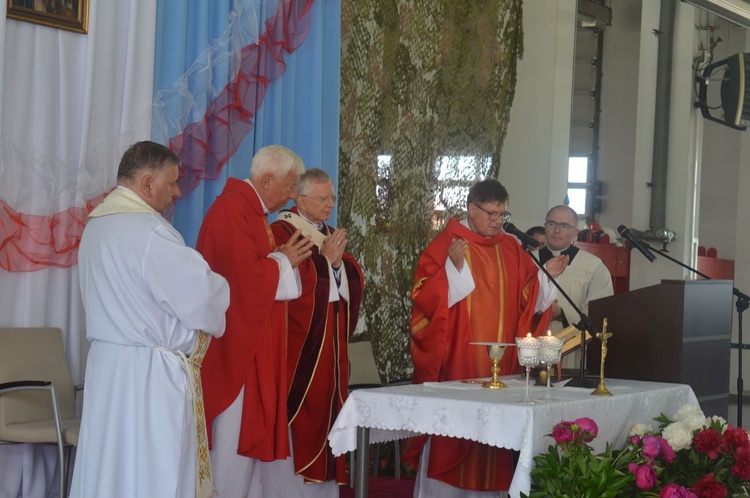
left=445, top=256, right=476, bottom=307
left=268, top=252, right=303, bottom=300
left=534, top=267, right=558, bottom=313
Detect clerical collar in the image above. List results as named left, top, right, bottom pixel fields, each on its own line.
left=539, top=245, right=579, bottom=265
left=245, top=179, right=269, bottom=214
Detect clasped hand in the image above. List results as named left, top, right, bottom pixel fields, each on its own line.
left=321, top=228, right=348, bottom=268
left=277, top=230, right=314, bottom=268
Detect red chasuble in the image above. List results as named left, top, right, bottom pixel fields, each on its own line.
left=271, top=208, right=364, bottom=483
left=196, top=178, right=290, bottom=461
left=404, top=218, right=551, bottom=491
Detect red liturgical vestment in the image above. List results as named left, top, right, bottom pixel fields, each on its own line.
left=405, top=218, right=551, bottom=491
left=197, top=178, right=290, bottom=461
left=271, top=208, right=364, bottom=484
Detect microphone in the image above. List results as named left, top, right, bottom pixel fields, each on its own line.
left=617, top=225, right=656, bottom=262
left=503, top=222, right=540, bottom=248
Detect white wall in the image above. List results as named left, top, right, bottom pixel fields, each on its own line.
left=699, top=20, right=745, bottom=260
left=509, top=0, right=750, bottom=396
left=502, top=0, right=576, bottom=231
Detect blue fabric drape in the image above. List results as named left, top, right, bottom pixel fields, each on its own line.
left=153, top=0, right=341, bottom=247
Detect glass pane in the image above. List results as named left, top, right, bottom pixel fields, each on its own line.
left=435, top=185, right=470, bottom=210
left=436, top=155, right=489, bottom=180
left=568, top=156, right=588, bottom=183
left=377, top=155, right=392, bottom=178
left=567, top=188, right=586, bottom=216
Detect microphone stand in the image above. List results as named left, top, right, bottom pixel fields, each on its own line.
left=644, top=242, right=749, bottom=427
left=526, top=249, right=599, bottom=388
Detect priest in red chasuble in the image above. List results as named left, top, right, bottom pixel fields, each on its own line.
left=196, top=145, right=314, bottom=498
left=267, top=168, right=364, bottom=497
left=405, top=179, right=568, bottom=497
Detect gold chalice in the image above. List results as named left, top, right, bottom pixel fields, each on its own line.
left=470, top=342, right=515, bottom=389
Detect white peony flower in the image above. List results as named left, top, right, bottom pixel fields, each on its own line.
left=628, top=423, right=656, bottom=437
left=673, top=404, right=704, bottom=423
left=662, top=422, right=693, bottom=451
left=681, top=414, right=708, bottom=433
left=707, top=415, right=728, bottom=432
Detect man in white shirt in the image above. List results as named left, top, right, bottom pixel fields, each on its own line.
left=71, top=141, right=230, bottom=498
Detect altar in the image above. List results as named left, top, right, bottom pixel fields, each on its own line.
left=328, top=377, right=699, bottom=498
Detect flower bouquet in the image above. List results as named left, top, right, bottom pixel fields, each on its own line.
left=523, top=406, right=750, bottom=498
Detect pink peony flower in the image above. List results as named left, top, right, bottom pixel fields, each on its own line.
left=694, top=428, right=723, bottom=460
left=660, top=483, right=698, bottom=498
left=658, top=435, right=676, bottom=464
left=642, top=434, right=662, bottom=460
left=630, top=435, right=641, bottom=445
left=551, top=421, right=574, bottom=444
left=634, top=464, right=657, bottom=490
left=574, top=417, right=598, bottom=442
left=628, top=462, right=639, bottom=474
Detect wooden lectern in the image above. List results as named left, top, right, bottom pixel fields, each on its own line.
left=587, top=279, right=733, bottom=418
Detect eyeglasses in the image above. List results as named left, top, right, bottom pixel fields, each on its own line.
left=472, top=204, right=511, bottom=222
left=544, top=220, right=576, bottom=231
left=299, top=194, right=337, bottom=204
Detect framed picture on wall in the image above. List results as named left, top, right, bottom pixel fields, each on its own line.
left=6, top=0, right=88, bottom=34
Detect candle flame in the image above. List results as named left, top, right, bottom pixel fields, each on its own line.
left=526, top=332, right=532, bottom=338
left=547, top=330, right=552, bottom=336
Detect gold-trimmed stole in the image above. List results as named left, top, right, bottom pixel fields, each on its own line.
left=189, top=331, right=213, bottom=498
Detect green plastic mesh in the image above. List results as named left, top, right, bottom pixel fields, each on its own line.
left=339, top=0, right=524, bottom=382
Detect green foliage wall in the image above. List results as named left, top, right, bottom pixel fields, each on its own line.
left=339, top=0, right=524, bottom=382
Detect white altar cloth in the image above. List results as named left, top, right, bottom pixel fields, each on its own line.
left=328, top=377, right=700, bottom=498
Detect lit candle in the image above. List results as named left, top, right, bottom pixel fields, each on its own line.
left=515, top=333, right=541, bottom=359
left=539, top=330, right=564, bottom=362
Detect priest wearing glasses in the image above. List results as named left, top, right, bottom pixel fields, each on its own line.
left=405, top=179, right=567, bottom=497
left=535, top=205, right=613, bottom=339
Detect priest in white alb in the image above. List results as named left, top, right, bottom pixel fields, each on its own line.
left=70, top=141, right=230, bottom=498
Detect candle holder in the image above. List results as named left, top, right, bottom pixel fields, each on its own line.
left=538, top=335, right=564, bottom=401
left=470, top=342, right=514, bottom=389
left=515, top=335, right=541, bottom=404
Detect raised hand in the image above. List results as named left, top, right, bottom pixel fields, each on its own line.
left=448, top=238, right=468, bottom=271
left=544, top=254, right=569, bottom=279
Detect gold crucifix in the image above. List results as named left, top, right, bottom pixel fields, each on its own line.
left=592, top=318, right=613, bottom=396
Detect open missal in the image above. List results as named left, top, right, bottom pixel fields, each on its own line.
left=555, top=324, right=593, bottom=357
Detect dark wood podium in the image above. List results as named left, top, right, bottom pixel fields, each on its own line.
left=587, top=279, right=733, bottom=418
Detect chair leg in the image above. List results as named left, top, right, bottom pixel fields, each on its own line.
left=63, top=445, right=72, bottom=497
left=372, top=444, right=379, bottom=476
left=59, top=447, right=66, bottom=498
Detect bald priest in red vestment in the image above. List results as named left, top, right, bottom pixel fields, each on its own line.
left=404, top=179, right=568, bottom=498
left=266, top=168, right=364, bottom=497
left=196, top=145, right=315, bottom=498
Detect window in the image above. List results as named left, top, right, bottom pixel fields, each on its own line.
left=567, top=156, right=588, bottom=216
left=376, top=154, right=489, bottom=230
